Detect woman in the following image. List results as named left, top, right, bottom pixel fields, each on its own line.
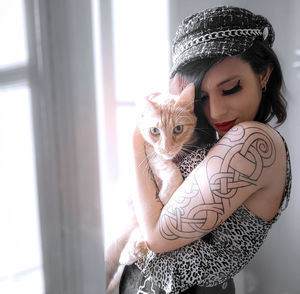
left=119, top=6, right=291, bottom=294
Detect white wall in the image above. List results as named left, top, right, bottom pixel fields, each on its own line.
left=169, top=0, right=300, bottom=293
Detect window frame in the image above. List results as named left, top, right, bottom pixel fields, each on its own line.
left=23, top=0, right=106, bottom=293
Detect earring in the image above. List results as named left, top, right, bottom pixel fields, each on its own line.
left=262, top=85, right=267, bottom=93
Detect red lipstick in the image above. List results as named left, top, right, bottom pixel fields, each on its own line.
left=214, top=120, right=236, bottom=133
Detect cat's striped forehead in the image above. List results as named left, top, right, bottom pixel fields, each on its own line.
left=141, top=102, right=195, bottom=128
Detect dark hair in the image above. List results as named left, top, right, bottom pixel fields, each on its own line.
left=176, top=40, right=287, bottom=144
left=240, top=40, right=287, bottom=125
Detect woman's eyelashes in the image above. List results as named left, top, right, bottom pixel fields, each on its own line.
left=200, top=80, right=242, bottom=100
left=222, top=80, right=242, bottom=95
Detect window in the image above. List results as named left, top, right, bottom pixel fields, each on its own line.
left=0, top=1, right=43, bottom=293
left=1, top=0, right=106, bottom=293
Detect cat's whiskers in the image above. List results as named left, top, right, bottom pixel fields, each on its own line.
left=135, top=148, right=155, bottom=170
left=140, top=149, right=159, bottom=174
left=136, top=155, right=149, bottom=170
left=181, top=147, right=195, bottom=156
left=182, top=145, right=197, bottom=151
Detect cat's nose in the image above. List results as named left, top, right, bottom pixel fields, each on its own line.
left=163, top=146, right=171, bottom=153
left=158, top=147, right=170, bottom=156
left=158, top=147, right=168, bottom=155
left=160, top=148, right=177, bottom=159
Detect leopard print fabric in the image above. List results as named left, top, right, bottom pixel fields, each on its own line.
left=136, top=138, right=292, bottom=294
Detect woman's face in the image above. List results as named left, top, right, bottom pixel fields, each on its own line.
left=200, top=56, right=271, bottom=137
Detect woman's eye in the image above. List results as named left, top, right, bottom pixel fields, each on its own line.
left=150, top=127, right=160, bottom=136
left=222, top=80, right=241, bottom=95
left=173, top=125, right=183, bottom=134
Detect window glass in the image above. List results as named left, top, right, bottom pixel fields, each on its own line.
left=0, top=85, right=44, bottom=294
left=102, top=104, right=137, bottom=247
left=112, top=0, right=170, bottom=102
left=100, top=0, right=170, bottom=247
left=0, top=0, right=28, bottom=69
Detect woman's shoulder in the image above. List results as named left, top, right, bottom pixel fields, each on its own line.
left=223, top=120, right=284, bottom=144
left=216, top=121, right=286, bottom=160
left=217, top=120, right=286, bottom=177
left=220, top=121, right=288, bottom=222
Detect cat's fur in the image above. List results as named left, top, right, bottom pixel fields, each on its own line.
left=106, top=84, right=197, bottom=294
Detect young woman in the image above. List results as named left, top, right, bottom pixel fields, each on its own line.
left=119, top=6, right=292, bottom=294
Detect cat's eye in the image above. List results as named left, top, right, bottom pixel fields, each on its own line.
left=173, top=125, right=183, bottom=134
left=222, top=80, right=241, bottom=95
left=150, top=127, right=160, bottom=136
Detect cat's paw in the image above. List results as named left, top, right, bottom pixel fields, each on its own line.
left=119, top=239, right=148, bottom=265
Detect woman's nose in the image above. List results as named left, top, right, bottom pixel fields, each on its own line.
left=206, top=94, right=227, bottom=121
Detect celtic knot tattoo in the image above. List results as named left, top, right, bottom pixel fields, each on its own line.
left=159, top=125, right=276, bottom=240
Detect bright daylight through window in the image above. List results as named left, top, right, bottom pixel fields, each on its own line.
left=0, top=1, right=44, bottom=293
left=98, top=0, right=170, bottom=248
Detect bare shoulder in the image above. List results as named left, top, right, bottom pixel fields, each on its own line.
left=231, top=120, right=284, bottom=142
left=214, top=120, right=287, bottom=221
left=218, top=120, right=284, bottom=149
left=213, top=120, right=286, bottom=184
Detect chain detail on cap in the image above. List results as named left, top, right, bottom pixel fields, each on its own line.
left=173, top=28, right=263, bottom=62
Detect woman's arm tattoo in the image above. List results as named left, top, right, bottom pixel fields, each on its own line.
left=159, top=125, right=276, bottom=240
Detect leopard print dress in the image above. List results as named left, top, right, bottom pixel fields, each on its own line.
left=134, top=137, right=292, bottom=294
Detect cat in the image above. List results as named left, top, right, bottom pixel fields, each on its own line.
left=137, top=83, right=197, bottom=204
left=106, top=83, right=197, bottom=294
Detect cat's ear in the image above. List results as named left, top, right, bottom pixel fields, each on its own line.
left=145, top=92, right=161, bottom=102
left=175, top=83, right=195, bottom=112
left=138, top=92, right=161, bottom=117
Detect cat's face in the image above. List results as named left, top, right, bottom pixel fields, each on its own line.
left=138, top=84, right=197, bottom=160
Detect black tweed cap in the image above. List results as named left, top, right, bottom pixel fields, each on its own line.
left=170, top=6, right=275, bottom=78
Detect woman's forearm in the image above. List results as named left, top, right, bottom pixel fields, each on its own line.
left=131, top=130, right=163, bottom=250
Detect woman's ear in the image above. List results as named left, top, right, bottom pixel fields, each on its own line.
left=260, top=65, right=273, bottom=88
